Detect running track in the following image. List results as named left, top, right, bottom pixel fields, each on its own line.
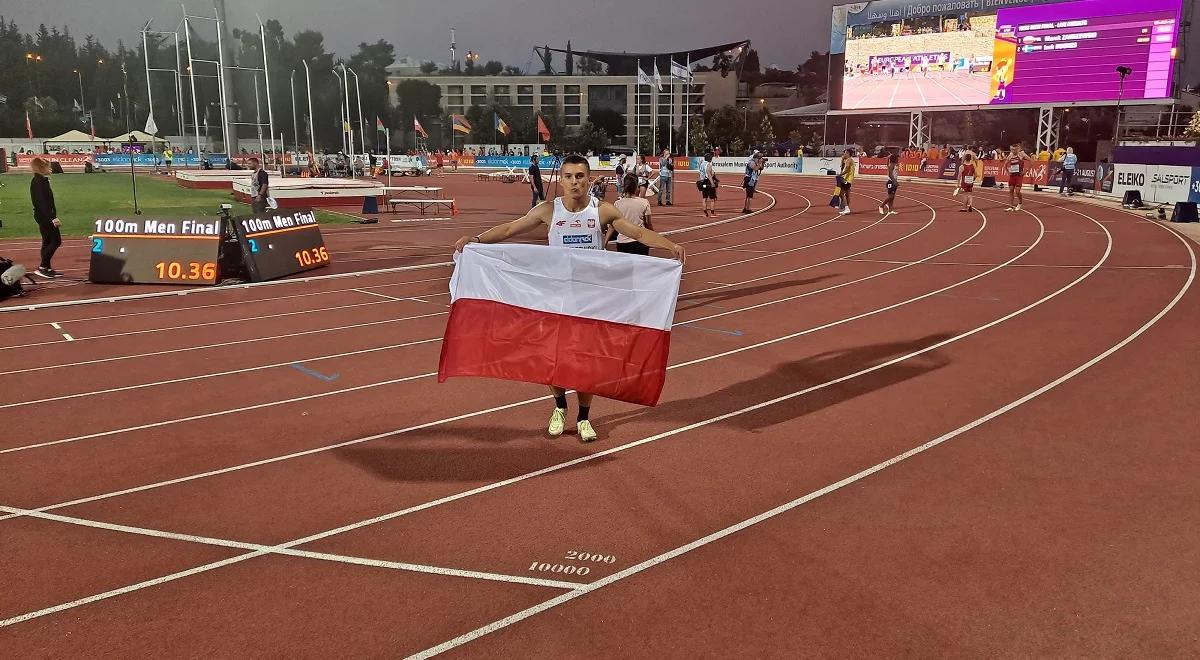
left=2, top=174, right=1198, bottom=657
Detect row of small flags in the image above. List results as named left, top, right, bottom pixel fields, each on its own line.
left=637, top=61, right=693, bottom=92
left=450, top=113, right=551, bottom=141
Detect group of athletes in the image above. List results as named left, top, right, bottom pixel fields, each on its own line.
left=454, top=144, right=1043, bottom=442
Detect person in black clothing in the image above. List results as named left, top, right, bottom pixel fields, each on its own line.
left=29, top=157, right=62, bottom=279
left=528, top=156, right=544, bottom=208
left=249, top=157, right=270, bottom=214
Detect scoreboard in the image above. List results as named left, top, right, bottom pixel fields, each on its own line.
left=88, top=217, right=222, bottom=285
left=232, top=208, right=330, bottom=282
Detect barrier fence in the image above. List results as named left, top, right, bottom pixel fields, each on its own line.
left=9, top=151, right=1200, bottom=207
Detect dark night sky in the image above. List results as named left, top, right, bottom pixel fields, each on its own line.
left=6, top=1, right=1194, bottom=84
left=2, top=0, right=838, bottom=69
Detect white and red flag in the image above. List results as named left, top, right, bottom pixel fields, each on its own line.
left=438, top=243, right=682, bottom=406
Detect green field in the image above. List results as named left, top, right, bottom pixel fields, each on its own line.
left=0, top=172, right=351, bottom=238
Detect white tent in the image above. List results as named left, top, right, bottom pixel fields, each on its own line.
left=46, top=129, right=97, bottom=142
left=107, top=130, right=168, bottom=144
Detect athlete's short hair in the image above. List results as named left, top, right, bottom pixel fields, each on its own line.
left=561, top=154, right=590, bottom=171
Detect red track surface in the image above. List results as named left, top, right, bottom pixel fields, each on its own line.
left=2, top=173, right=1198, bottom=657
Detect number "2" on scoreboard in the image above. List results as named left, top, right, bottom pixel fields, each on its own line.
left=249, top=239, right=259, bottom=253
left=91, top=238, right=104, bottom=253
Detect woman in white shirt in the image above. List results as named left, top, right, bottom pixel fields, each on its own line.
left=607, top=173, right=654, bottom=255
left=635, top=154, right=652, bottom=197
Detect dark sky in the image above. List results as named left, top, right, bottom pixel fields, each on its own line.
left=2, top=0, right=837, bottom=69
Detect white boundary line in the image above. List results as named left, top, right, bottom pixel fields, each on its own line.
left=0, top=505, right=583, bottom=592
left=0, top=196, right=1128, bottom=629
left=0, top=275, right=455, bottom=334
left=0, top=310, right=448, bottom=377
left=0, top=190, right=1006, bottom=512
left=0, top=191, right=776, bottom=315
left=0, top=190, right=947, bottom=450
left=408, top=212, right=1196, bottom=658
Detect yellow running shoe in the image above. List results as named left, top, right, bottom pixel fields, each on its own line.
left=548, top=407, right=567, bottom=437
left=577, top=420, right=598, bottom=443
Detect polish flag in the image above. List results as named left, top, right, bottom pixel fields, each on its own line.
left=438, top=244, right=682, bottom=406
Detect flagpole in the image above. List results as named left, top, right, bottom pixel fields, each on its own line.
left=685, top=54, right=690, bottom=158
left=386, top=127, right=392, bottom=187
left=635, top=59, right=640, bottom=153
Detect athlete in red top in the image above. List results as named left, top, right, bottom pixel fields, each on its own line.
left=1005, top=145, right=1029, bottom=211
left=958, top=152, right=977, bottom=213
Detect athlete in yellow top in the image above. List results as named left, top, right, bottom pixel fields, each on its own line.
left=838, top=149, right=856, bottom=215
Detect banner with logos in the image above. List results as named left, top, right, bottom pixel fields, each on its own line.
left=1108, top=164, right=1195, bottom=204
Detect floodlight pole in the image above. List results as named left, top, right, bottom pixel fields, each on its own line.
left=258, top=16, right=277, bottom=167
left=301, top=59, right=315, bottom=153
left=121, top=60, right=142, bottom=215
left=347, top=67, right=366, bottom=157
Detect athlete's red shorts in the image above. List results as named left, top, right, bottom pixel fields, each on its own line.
left=1008, top=174, right=1023, bottom=188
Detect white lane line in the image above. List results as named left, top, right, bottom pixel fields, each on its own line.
left=0, top=337, right=441, bottom=414
left=0, top=505, right=582, bottom=591
left=61, top=334, right=75, bottom=342
left=0, top=310, right=448, bottom=377
left=0, top=261, right=454, bottom=314
left=0, top=197, right=775, bottom=316
left=0, top=275, right=454, bottom=334
left=0, top=199, right=1119, bottom=628
left=0, top=195, right=1023, bottom=513
left=354, top=288, right=449, bottom=307
left=50, top=322, right=62, bottom=330
left=0, top=194, right=945, bottom=451
left=409, top=214, right=1197, bottom=659
left=0, top=298, right=424, bottom=353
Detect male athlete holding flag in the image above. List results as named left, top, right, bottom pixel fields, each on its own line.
left=453, top=155, right=685, bottom=442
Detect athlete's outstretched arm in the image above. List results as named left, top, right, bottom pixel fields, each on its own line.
left=600, top=203, right=685, bottom=263
left=454, top=201, right=552, bottom=252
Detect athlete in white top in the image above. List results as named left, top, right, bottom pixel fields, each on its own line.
left=454, top=154, right=685, bottom=443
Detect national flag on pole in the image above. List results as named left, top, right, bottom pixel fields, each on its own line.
left=536, top=114, right=551, bottom=142
left=452, top=114, right=472, bottom=134
left=637, top=67, right=657, bottom=90
left=653, top=63, right=663, bottom=90
left=438, top=244, right=682, bottom=406
left=90, top=114, right=96, bottom=140
left=145, top=112, right=159, bottom=135
left=495, top=113, right=511, bottom=136
left=73, top=99, right=82, bottom=112
left=343, top=120, right=352, bottom=134
left=671, top=61, right=691, bottom=81
left=414, top=116, right=429, bottom=138
left=376, top=116, right=386, bottom=133
left=25, top=111, right=33, bottom=139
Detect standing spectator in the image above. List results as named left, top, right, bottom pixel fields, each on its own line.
left=528, top=156, right=544, bottom=208
left=741, top=150, right=763, bottom=214
left=435, top=151, right=445, bottom=177
left=657, top=148, right=674, bottom=206
left=29, top=157, right=62, bottom=279
left=697, top=151, right=718, bottom=217
left=614, top=156, right=627, bottom=189
left=608, top=173, right=654, bottom=255
left=249, top=157, right=270, bottom=214
left=1058, top=147, right=1078, bottom=196
left=163, top=145, right=173, bottom=171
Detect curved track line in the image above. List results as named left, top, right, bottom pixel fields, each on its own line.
left=407, top=206, right=1197, bottom=660
left=0, top=189, right=950, bottom=444
left=0, top=191, right=1129, bottom=629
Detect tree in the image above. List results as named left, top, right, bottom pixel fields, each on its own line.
left=419, top=61, right=437, bottom=75
left=482, top=60, right=503, bottom=76
left=560, top=121, right=608, bottom=154
left=587, top=108, right=624, bottom=140
left=503, top=65, right=523, bottom=76
left=706, top=105, right=746, bottom=150
left=464, top=57, right=475, bottom=75
left=393, top=79, right=442, bottom=148
left=578, top=56, right=604, bottom=75
left=756, top=112, right=776, bottom=145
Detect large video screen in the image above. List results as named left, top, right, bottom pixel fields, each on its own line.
left=837, top=0, right=1182, bottom=110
